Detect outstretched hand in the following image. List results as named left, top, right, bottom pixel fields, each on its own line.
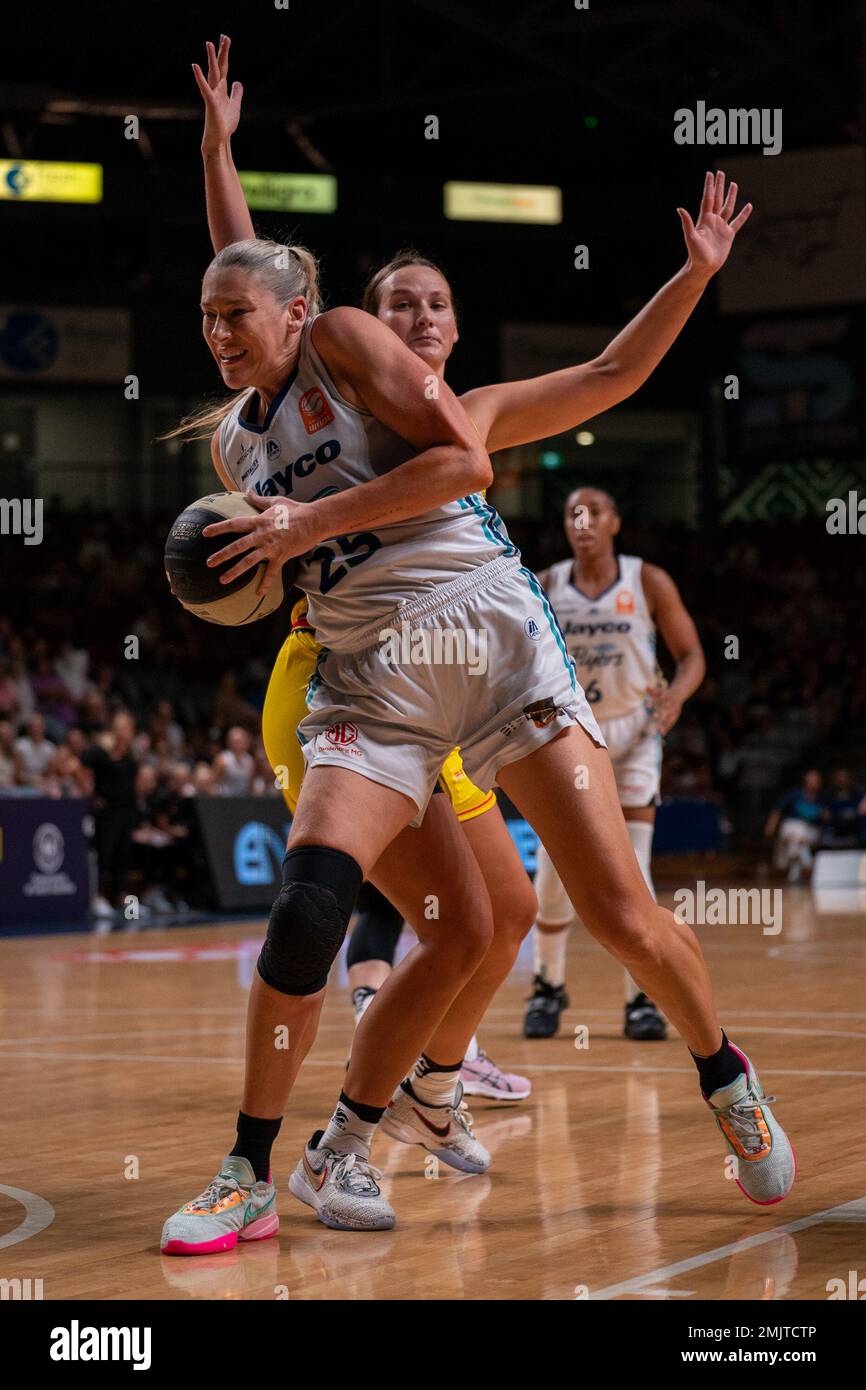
left=192, top=34, right=243, bottom=153
left=678, top=171, right=752, bottom=280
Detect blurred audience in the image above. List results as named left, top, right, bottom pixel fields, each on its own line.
left=0, top=719, right=21, bottom=788
left=764, top=769, right=826, bottom=883
left=212, top=725, right=255, bottom=796
left=2, top=511, right=865, bottom=912
left=83, top=711, right=138, bottom=920
left=14, top=713, right=57, bottom=790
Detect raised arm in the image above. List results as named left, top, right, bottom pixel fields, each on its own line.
left=204, top=306, right=492, bottom=591
left=462, top=172, right=752, bottom=455
left=193, top=35, right=255, bottom=253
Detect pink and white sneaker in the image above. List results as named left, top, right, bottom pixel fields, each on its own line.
left=460, top=1048, right=531, bottom=1102
left=160, top=1156, right=278, bottom=1255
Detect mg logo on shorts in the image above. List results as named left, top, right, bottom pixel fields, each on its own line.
left=324, top=722, right=359, bottom=747
left=524, top=617, right=541, bottom=640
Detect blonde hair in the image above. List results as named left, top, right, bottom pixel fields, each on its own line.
left=161, top=239, right=321, bottom=442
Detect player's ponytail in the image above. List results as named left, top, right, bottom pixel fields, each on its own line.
left=161, top=239, right=322, bottom=442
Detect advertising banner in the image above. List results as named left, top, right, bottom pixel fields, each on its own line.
left=194, top=798, right=291, bottom=911
left=0, top=798, right=90, bottom=928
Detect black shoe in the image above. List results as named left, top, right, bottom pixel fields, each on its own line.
left=624, top=993, right=667, bottom=1040
left=523, top=974, right=569, bottom=1039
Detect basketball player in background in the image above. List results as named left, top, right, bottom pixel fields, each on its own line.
left=524, top=487, right=705, bottom=1042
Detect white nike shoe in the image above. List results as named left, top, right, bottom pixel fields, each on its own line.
left=288, top=1133, right=395, bottom=1231
left=380, top=1080, right=491, bottom=1174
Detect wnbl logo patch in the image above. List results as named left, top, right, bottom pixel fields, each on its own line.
left=299, top=387, right=335, bottom=435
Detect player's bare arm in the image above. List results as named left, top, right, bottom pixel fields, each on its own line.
left=462, top=172, right=752, bottom=455
left=642, top=562, right=706, bottom=734
left=204, top=306, right=492, bottom=589
left=193, top=34, right=255, bottom=252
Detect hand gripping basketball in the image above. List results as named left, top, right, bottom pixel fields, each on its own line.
left=203, top=492, right=316, bottom=595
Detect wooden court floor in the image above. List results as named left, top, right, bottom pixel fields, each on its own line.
left=2, top=882, right=865, bottom=1302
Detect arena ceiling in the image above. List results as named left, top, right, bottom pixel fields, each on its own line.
left=2, top=0, right=863, bottom=179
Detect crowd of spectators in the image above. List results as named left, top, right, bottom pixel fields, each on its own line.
left=3, top=508, right=864, bottom=916
left=2, top=517, right=286, bottom=921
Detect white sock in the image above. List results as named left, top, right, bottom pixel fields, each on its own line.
left=533, top=924, right=568, bottom=988
left=409, top=1053, right=462, bottom=1107
left=463, top=1034, right=480, bottom=1063
left=624, top=819, right=656, bottom=1002
left=319, top=1098, right=379, bottom=1158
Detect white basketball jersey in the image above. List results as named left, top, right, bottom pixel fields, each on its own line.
left=541, top=554, right=658, bottom=721
left=219, top=318, right=515, bottom=649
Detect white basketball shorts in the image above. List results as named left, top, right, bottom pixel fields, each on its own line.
left=298, top=555, right=606, bottom=825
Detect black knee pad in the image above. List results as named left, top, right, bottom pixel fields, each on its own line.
left=258, top=846, right=363, bottom=996
left=346, top=884, right=404, bottom=969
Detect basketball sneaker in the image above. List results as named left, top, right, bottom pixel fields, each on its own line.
left=523, top=974, right=568, bottom=1038
left=624, top=992, right=668, bottom=1040
left=380, top=1079, right=491, bottom=1173
left=460, top=1048, right=531, bottom=1101
left=160, top=1156, right=278, bottom=1255
left=706, top=1046, right=796, bottom=1205
left=288, top=1133, right=395, bottom=1231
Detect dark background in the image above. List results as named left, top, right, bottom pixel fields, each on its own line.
left=2, top=0, right=862, bottom=397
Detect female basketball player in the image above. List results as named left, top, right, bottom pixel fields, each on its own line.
left=160, top=40, right=790, bottom=1252
left=191, top=36, right=756, bottom=1140
left=524, top=487, right=706, bottom=1042
left=192, top=31, right=745, bottom=1105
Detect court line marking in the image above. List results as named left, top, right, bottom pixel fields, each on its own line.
left=2, top=1050, right=866, bottom=1079
left=3, top=1021, right=865, bottom=1048
left=589, top=1195, right=866, bottom=1300
left=0, top=1023, right=392, bottom=1047
left=5, top=1004, right=866, bottom=1020
left=0, top=1184, right=56, bottom=1251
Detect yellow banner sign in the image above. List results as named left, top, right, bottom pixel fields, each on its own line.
left=239, top=172, right=337, bottom=213
left=0, top=161, right=103, bottom=204
left=444, top=181, right=562, bottom=224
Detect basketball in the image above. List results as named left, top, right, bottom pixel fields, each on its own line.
left=164, top=492, right=293, bottom=625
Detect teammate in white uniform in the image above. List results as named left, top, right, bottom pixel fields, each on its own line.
left=525, top=487, right=706, bottom=1041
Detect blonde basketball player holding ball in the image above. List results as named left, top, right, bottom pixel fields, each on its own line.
left=159, top=37, right=792, bottom=1253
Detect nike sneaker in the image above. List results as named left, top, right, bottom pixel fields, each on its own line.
left=160, top=1156, right=278, bottom=1255
left=380, top=1080, right=490, bottom=1173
